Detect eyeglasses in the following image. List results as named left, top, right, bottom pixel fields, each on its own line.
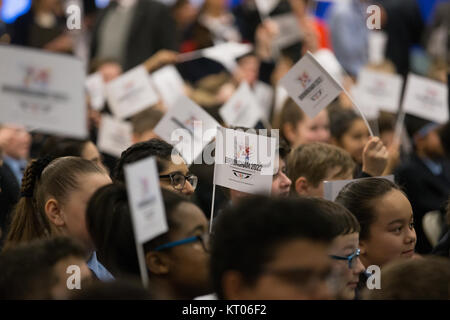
left=159, top=172, right=198, bottom=191
left=330, top=248, right=360, bottom=269
left=153, top=233, right=210, bottom=252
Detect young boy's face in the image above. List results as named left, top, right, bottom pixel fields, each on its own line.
left=296, top=165, right=353, bottom=198
left=328, top=232, right=365, bottom=300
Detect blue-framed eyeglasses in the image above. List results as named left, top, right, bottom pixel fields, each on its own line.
left=330, top=248, right=360, bottom=269
left=153, top=233, right=210, bottom=252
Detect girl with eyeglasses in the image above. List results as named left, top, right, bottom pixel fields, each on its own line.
left=114, top=139, right=197, bottom=197
left=86, top=184, right=212, bottom=299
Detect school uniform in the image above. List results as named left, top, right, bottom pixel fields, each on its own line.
left=395, top=155, right=450, bottom=253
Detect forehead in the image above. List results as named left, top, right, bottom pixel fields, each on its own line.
left=170, top=203, right=207, bottom=234
left=331, top=233, right=359, bottom=251
left=160, top=155, right=188, bottom=175
left=266, top=239, right=330, bottom=270
left=372, top=189, right=413, bottom=224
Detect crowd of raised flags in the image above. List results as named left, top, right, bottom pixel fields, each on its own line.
left=0, top=0, right=449, bottom=301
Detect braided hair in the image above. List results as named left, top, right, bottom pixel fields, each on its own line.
left=113, top=139, right=177, bottom=183
left=4, top=156, right=107, bottom=251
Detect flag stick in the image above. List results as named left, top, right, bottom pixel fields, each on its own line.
left=343, top=88, right=375, bottom=137
left=209, top=183, right=216, bottom=234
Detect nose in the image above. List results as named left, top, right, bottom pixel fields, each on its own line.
left=353, top=257, right=365, bottom=276
left=182, top=180, right=195, bottom=195
left=405, top=225, right=417, bottom=245
left=281, top=172, right=292, bottom=188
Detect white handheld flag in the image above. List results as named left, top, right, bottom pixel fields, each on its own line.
left=402, top=73, right=449, bottom=124
left=279, top=51, right=343, bottom=119
left=255, top=0, right=279, bottom=17
left=106, top=65, right=159, bottom=119
left=124, top=156, right=168, bottom=287
left=356, top=68, right=403, bottom=114
left=85, top=72, right=105, bottom=111
left=270, top=13, right=303, bottom=50
left=213, top=127, right=276, bottom=195
left=219, top=82, right=263, bottom=128
left=151, top=65, right=185, bottom=109
left=153, top=95, right=220, bottom=165
left=0, top=45, right=87, bottom=139
left=97, top=114, right=133, bottom=157
left=202, top=42, right=253, bottom=72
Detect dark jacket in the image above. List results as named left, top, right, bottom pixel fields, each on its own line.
left=0, top=162, right=20, bottom=247
left=90, top=0, right=179, bottom=71
left=395, top=154, right=450, bottom=253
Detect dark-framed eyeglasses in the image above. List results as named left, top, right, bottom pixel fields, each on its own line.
left=330, top=248, right=360, bottom=269
left=153, top=233, right=210, bottom=252
left=159, top=172, right=198, bottom=191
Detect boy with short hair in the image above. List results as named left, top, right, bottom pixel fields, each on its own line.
left=287, top=142, right=355, bottom=197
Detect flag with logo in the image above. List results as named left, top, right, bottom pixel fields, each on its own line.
left=219, top=81, right=263, bottom=128
left=213, top=127, right=277, bottom=195
left=154, top=95, right=220, bottom=165
left=0, top=45, right=87, bottom=138
left=105, top=65, right=159, bottom=119
left=279, top=51, right=343, bottom=119
left=402, top=73, right=448, bottom=124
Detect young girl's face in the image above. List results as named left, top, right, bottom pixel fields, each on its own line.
left=59, top=173, right=112, bottom=250
left=360, top=189, right=416, bottom=268
left=337, top=119, right=369, bottom=164
left=329, top=232, right=365, bottom=300
left=293, top=109, right=330, bottom=148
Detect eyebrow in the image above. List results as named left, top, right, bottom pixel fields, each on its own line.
left=187, top=225, right=205, bottom=236
left=388, top=219, right=405, bottom=225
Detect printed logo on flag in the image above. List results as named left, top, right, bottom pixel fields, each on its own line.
left=280, top=51, right=343, bottom=119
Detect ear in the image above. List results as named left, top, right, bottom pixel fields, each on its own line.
left=221, top=270, right=251, bottom=300
left=45, top=198, right=65, bottom=227
left=359, top=239, right=368, bottom=256
left=282, top=123, right=296, bottom=146
left=295, top=176, right=309, bottom=196
left=145, top=251, right=169, bottom=276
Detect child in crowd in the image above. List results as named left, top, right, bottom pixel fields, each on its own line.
left=40, top=137, right=105, bottom=170
left=0, top=237, right=92, bottom=299
left=277, top=98, right=330, bottom=149
left=329, top=108, right=389, bottom=177
left=113, top=139, right=197, bottom=196
left=130, top=107, right=165, bottom=144
left=335, top=178, right=417, bottom=268
left=86, top=184, right=212, bottom=299
left=3, top=157, right=112, bottom=281
left=365, top=256, right=450, bottom=300
left=211, top=196, right=336, bottom=300
left=315, top=199, right=365, bottom=300
left=287, top=142, right=355, bottom=197
left=396, top=115, right=450, bottom=253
